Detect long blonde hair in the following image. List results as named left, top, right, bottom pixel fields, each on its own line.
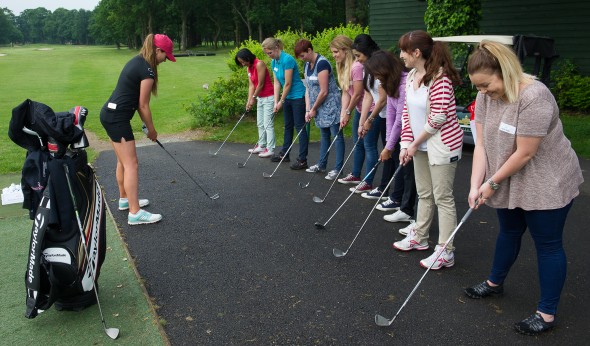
left=139, top=34, right=159, bottom=96
left=467, top=40, right=534, bottom=103
left=261, top=37, right=284, bottom=51
left=330, top=35, right=354, bottom=92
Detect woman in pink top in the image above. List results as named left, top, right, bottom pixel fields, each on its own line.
left=465, top=40, right=583, bottom=336
left=235, top=48, right=275, bottom=158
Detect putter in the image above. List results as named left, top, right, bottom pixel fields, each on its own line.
left=298, top=128, right=342, bottom=189
left=237, top=113, right=276, bottom=168
left=209, top=110, right=248, bottom=157
left=63, top=164, right=120, bottom=340
left=263, top=120, right=309, bottom=178
left=374, top=205, right=477, bottom=327
left=312, top=137, right=361, bottom=203
left=333, top=164, right=402, bottom=257
left=143, top=124, right=219, bottom=200
left=314, top=160, right=382, bottom=230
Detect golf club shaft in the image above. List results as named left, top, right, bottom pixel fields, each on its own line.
left=336, top=164, right=402, bottom=256
left=266, top=120, right=309, bottom=177
left=63, top=164, right=118, bottom=338
left=156, top=139, right=218, bottom=200
left=212, top=110, right=248, bottom=155
left=315, top=137, right=361, bottom=201
left=318, top=159, right=381, bottom=227
left=376, top=205, right=476, bottom=326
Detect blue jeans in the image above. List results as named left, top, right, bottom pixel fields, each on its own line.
left=489, top=201, right=574, bottom=315
left=352, top=111, right=381, bottom=185
left=317, top=124, right=344, bottom=171
left=281, top=97, right=308, bottom=161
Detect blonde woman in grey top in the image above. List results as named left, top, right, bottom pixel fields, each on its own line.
left=464, top=40, right=583, bottom=336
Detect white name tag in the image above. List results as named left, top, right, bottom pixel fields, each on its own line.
left=107, top=102, right=117, bottom=110
left=247, top=72, right=251, bottom=77
left=309, top=76, right=318, bottom=81
left=274, top=67, right=278, bottom=72
left=499, top=122, right=516, bottom=135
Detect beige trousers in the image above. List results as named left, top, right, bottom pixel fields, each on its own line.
left=412, top=151, right=458, bottom=251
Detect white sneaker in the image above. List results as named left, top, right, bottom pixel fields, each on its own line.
left=398, top=220, right=416, bottom=236
left=258, top=148, right=274, bottom=157
left=306, top=164, right=326, bottom=173
left=419, top=245, right=455, bottom=270
left=118, top=198, right=149, bottom=211
left=128, top=209, right=162, bottom=225
left=325, top=170, right=340, bottom=180
left=384, top=210, right=413, bottom=223
left=249, top=145, right=265, bottom=153
left=392, top=229, right=429, bottom=251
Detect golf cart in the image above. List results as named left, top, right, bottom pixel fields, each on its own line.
left=433, top=34, right=559, bottom=145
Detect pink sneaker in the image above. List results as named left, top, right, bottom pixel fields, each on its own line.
left=258, top=148, right=274, bottom=158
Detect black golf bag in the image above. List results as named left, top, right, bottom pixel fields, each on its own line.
left=8, top=99, right=107, bottom=318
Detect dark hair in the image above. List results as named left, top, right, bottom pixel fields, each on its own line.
left=353, top=34, right=380, bottom=89
left=234, top=48, right=256, bottom=67
left=398, top=30, right=460, bottom=86
left=294, top=39, right=313, bottom=57
left=352, top=34, right=380, bottom=58
left=363, top=50, right=407, bottom=98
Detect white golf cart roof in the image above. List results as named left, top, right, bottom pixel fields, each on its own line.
left=433, top=35, right=513, bottom=46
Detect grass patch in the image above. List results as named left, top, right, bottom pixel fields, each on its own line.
left=561, top=112, right=590, bottom=158
left=0, top=44, right=231, bottom=174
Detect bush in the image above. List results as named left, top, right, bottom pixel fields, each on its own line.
left=189, top=24, right=367, bottom=127
left=551, top=60, right=590, bottom=111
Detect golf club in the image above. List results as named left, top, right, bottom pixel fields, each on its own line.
left=312, top=137, right=361, bottom=203
left=374, top=204, right=477, bottom=327
left=143, top=124, right=220, bottom=200
left=237, top=113, right=276, bottom=168
left=333, top=164, right=402, bottom=257
left=209, top=110, right=248, bottom=157
left=263, top=120, right=310, bottom=178
left=314, top=159, right=381, bottom=230
left=63, top=164, right=120, bottom=340
left=298, top=128, right=342, bottom=189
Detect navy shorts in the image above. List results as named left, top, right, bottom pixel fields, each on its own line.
left=100, top=107, right=135, bottom=142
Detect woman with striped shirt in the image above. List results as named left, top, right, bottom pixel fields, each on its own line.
left=392, top=30, right=463, bottom=270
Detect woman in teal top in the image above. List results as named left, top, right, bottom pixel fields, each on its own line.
left=262, top=37, right=309, bottom=170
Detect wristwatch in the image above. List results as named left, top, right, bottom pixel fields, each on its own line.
left=487, top=179, right=500, bottom=190
left=346, top=109, right=351, bottom=115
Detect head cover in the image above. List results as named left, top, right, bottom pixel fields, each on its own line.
left=154, top=34, right=176, bottom=62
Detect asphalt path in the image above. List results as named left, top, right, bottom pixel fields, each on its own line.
left=94, top=139, right=589, bottom=345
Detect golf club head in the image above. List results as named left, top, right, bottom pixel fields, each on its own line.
left=374, top=314, right=393, bottom=327
left=106, top=327, right=120, bottom=339
left=237, top=162, right=246, bottom=168
left=208, top=150, right=218, bottom=157
left=312, top=196, right=324, bottom=203
left=314, top=222, right=325, bottom=230
left=298, top=181, right=309, bottom=189
left=209, top=193, right=220, bottom=200
left=332, top=248, right=346, bottom=257
left=262, top=172, right=273, bottom=178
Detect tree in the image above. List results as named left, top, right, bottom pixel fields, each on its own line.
left=18, top=7, right=51, bottom=43
left=0, top=8, right=22, bottom=44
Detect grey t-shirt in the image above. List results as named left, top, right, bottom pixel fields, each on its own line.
left=475, top=80, right=583, bottom=210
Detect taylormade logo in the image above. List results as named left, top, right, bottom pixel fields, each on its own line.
left=28, top=214, right=45, bottom=284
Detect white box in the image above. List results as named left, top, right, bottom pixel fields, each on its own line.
left=2, top=184, right=24, bottom=205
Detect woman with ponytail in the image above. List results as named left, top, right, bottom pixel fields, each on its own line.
left=100, top=33, right=176, bottom=225
left=392, top=30, right=464, bottom=271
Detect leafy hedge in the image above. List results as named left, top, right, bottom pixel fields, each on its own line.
left=551, top=59, right=590, bottom=111
left=188, top=24, right=367, bottom=127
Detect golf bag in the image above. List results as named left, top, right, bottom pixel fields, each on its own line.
left=9, top=99, right=107, bottom=318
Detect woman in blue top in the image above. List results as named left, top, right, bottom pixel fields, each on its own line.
left=294, top=39, right=344, bottom=176
left=262, top=37, right=309, bottom=170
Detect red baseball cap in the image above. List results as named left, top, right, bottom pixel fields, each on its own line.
left=154, top=34, right=176, bottom=62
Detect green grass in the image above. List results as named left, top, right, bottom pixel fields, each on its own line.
left=0, top=44, right=232, bottom=174
left=561, top=112, right=590, bottom=158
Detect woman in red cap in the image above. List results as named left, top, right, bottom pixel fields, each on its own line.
left=100, top=33, right=175, bottom=225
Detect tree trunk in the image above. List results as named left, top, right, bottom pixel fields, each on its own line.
left=345, top=0, right=357, bottom=23
left=258, top=23, right=263, bottom=43
left=180, top=13, right=188, bottom=51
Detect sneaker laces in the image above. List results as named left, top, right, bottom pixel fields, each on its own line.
left=521, top=313, right=552, bottom=332
left=381, top=198, right=395, bottom=207
left=368, top=187, right=381, bottom=195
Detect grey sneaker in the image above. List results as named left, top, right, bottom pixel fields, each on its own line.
left=325, top=170, right=340, bottom=180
